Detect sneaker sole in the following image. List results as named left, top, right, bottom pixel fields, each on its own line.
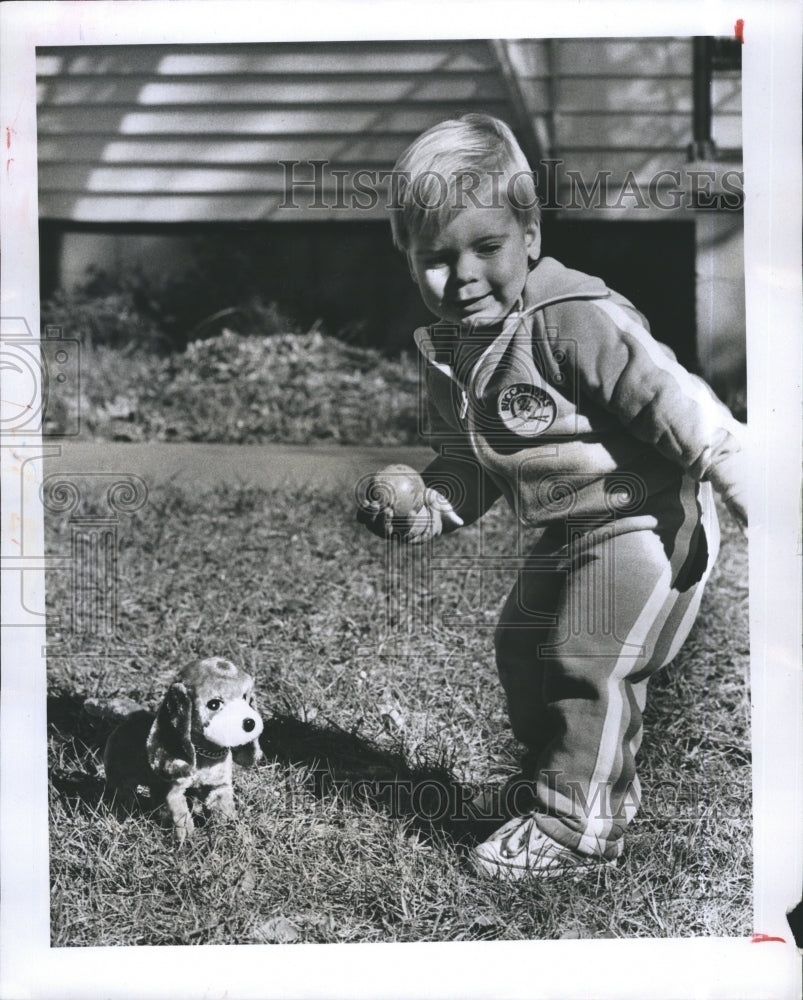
left=471, top=848, right=618, bottom=881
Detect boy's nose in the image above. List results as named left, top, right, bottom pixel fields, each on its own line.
left=453, top=252, right=479, bottom=284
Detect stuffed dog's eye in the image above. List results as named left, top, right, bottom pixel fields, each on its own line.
left=206, top=698, right=222, bottom=711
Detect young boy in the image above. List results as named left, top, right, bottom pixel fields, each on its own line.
left=358, top=114, right=747, bottom=878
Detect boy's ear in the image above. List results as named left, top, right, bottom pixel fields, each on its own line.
left=525, top=222, right=541, bottom=262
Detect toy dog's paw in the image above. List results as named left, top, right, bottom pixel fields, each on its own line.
left=173, top=816, right=195, bottom=846
left=209, top=806, right=237, bottom=827
left=205, top=787, right=237, bottom=820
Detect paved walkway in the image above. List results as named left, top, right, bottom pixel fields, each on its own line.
left=42, top=441, right=433, bottom=490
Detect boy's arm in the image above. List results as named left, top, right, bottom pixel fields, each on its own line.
left=356, top=365, right=500, bottom=543
left=567, top=297, right=747, bottom=526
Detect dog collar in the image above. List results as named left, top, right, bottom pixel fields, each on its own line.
left=192, top=741, right=230, bottom=761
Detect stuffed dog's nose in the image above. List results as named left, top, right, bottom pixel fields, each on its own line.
left=243, top=718, right=256, bottom=733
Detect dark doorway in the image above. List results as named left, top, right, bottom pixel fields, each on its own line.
left=541, top=218, right=698, bottom=372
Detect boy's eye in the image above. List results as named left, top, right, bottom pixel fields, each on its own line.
left=477, top=242, right=502, bottom=255
left=206, top=698, right=222, bottom=711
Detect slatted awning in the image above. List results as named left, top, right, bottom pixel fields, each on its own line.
left=36, top=38, right=741, bottom=223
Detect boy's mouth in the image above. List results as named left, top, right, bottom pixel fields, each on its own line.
left=452, top=293, right=496, bottom=315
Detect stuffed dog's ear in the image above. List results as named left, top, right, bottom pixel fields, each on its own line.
left=231, top=738, right=263, bottom=768
left=146, top=682, right=195, bottom=778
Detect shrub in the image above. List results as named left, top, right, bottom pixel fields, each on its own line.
left=41, top=286, right=168, bottom=354
left=41, top=252, right=310, bottom=353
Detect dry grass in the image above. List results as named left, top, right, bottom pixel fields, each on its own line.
left=46, top=481, right=751, bottom=946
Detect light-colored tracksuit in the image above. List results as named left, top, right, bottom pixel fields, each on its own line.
left=415, top=257, right=745, bottom=859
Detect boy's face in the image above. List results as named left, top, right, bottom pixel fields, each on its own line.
left=406, top=203, right=540, bottom=325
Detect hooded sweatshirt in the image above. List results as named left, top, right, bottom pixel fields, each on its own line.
left=415, top=257, right=745, bottom=532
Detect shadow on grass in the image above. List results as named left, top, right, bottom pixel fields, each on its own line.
left=48, top=693, right=228, bottom=831
left=48, top=692, right=108, bottom=808
left=47, top=694, right=504, bottom=845
left=261, top=713, right=506, bottom=846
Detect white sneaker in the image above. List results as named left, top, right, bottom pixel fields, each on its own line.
left=472, top=813, right=618, bottom=880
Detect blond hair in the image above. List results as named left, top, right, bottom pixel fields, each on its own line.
left=389, top=114, right=540, bottom=251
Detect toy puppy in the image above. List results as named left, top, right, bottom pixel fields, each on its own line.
left=104, top=657, right=264, bottom=843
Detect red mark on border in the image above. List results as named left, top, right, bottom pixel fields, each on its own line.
left=751, top=932, right=786, bottom=944
left=5, top=125, right=15, bottom=149
left=735, top=19, right=745, bottom=44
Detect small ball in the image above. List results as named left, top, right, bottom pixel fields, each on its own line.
left=364, top=464, right=425, bottom=518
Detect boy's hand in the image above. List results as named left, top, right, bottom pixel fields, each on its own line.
left=405, top=487, right=465, bottom=544
left=708, top=432, right=748, bottom=534
left=722, top=489, right=748, bottom=534
left=357, top=486, right=463, bottom=543
left=356, top=465, right=463, bottom=543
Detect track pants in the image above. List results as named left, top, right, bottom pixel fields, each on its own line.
left=494, top=477, right=720, bottom=859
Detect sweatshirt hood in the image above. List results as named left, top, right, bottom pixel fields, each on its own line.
left=414, top=257, right=611, bottom=394
left=520, top=257, right=610, bottom=312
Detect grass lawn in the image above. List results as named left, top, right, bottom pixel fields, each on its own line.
left=46, top=478, right=751, bottom=946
